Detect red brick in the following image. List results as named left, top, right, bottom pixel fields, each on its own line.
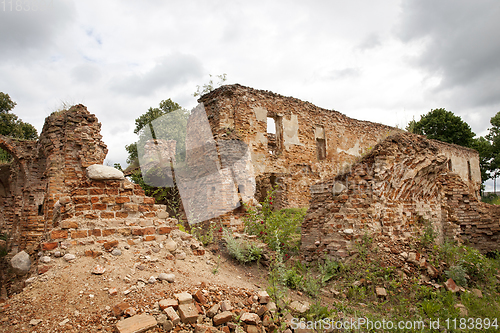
left=132, top=228, right=144, bottom=236
left=116, top=228, right=131, bottom=236
left=72, top=189, right=88, bottom=196
left=127, top=239, right=136, bottom=245
left=85, top=249, right=102, bottom=258
left=116, top=211, right=129, bottom=218
left=92, top=203, right=107, bottom=210
left=112, top=205, right=121, bottom=211
left=62, top=213, right=74, bottom=219
left=101, top=197, right=116, bottom=204
left=42, top=242, right=58, bottom=250
left=51, top=229, right=68, bottom=240
left=90, top=181, right=106, bottom=188
left=73, top=197, right=89, bottom=204
left=89, top=188, right=104, bottom=195
left=144, top=235, right=156, bottom=241
left=38, top=265, right=51, bottom=275
left=138, top=205, right=150, bottom=212
left=84, top=213, right=98, bottom=219
left=120, top=189, right=133, bottom=196
left=143, top=227, right=155, bottom=235
left=101, top=212, right=115, bottom=219
left=61, top=220, right=78, bottom=229
left=75, top=204, right=91, bottom=211
left=103, top=240, right=119, bottom=251
left=116, top=197, right=130, bottom=204
left=143, top=197, right=155, bottom=204
left=90, top=196, right=100, bottom=203
left=102, top=229, right=116, bottom=236
left=158, top=227, right=172, bottom=235
left=193, top=249, right=205, bottom=256
left=90, top=229, right=102, bottom=237
left=143, top=212, right=155, bottom=218
left=71, top=230, right=88, bottom=238
left=106, top=181, right=120, bottom=187
left=134, top=189, right=145, bottom=196
left=124, top=203, right=138, bottom=211
left=105, top=189, right=119, bottom=195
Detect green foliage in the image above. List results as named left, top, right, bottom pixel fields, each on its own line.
left=446, top=265, right=468, bottom=287
left=318, top=258, right=344, bottom=283
left=482, top=193, right=500, bottom=205
left=420, top=221, right=437, bottom=249
left=0, top=92, right=16, bottom=113
left=222, top=228, right=262, bottom=264
left=125, top=98, right=189, bottom=206
left=191, top=222, right=216, bottom=246
left=0, top=92, right=38, bottom=163
left=407, top=108, right=475, bottom=147
left=193, top=74, right=227, bottom=97
left=244, top=186, right=305, bottom=252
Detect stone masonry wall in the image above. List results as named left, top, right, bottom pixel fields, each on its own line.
left=0, top=105, right=170, bottom=252
left=199, top=85, right=480, bottom=209
left=301, top=133, right=496, bottom=262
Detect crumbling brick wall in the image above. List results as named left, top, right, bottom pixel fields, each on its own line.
left=301, top=132, right=494, bottom=262
left=199, top=85, right=412, bottom=209
left=0, top=105, right=164, bottom=251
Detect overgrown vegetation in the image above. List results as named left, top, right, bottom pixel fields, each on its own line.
left=244, top=185, right=306, bottom=254
left=222, top=228, right=262, bottom=264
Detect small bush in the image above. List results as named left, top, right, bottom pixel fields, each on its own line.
left=223, top=229, right=262, bottom=264
left=244, top=186, right=305, bottom=252
left=445, top=265, right=468, bottom=287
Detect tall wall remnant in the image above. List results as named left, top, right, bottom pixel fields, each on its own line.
left=0, top=105, right=107, bottom=250
left=301, top=133, right=496, bottom=261
left=0, top=105, right=172, bottom=251
left=198, top=84, right=481, bottom=209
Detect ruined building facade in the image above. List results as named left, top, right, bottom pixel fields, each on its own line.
left=197, top=84, right=481, bottom=208
left=0, top=85, right=490, bottom=255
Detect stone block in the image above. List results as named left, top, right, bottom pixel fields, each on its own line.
left=61, top=220, right=79, bottom=229
left=164, top=306, right=180, bottom=325
left=175, top=292, right=193, bottom=305
left=115, top=314, right=156, bottom=333
left=178, top=303, right=199, bottom=324
left=159, top=299, right=178, bottom=310
left=213, top=311, right=233, bottom=326
left=116, top=228, right=131, bottom=236
left=240, top=312, right=259, bottom=325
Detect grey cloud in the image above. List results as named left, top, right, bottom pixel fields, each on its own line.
left=110, top=53, right=203, bottom=96
left=71, top=64, right=102, bottom=84
left=0, top=1, right=76, bottom=60
left=357, top=34, right=382, bottom=51
left=326, top=68, right=361, bottom=80
left=397, top=0, right=500, bottom=108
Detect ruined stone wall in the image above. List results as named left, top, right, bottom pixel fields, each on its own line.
left=301, top=133, right=495, bottom=261
left=1, top=105, right=109, bottom=250
left=199, top=85, right=404, bottom=208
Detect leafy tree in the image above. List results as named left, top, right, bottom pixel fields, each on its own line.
left=193, top=73, right=227, bottom=97
left=485, top=112, right=500, bottom=192
left=407, top=108, right=475, bottom=147
left=470, top=136, right=492, bottom=192
left=0, top=92, right=38, bottom=163
left=125, top=99, right=189, bottom=212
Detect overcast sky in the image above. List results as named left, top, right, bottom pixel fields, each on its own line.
left=1, top=0, right=500, bottom=189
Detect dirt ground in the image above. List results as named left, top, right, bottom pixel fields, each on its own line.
left=0, top=232, right=310, bottom=333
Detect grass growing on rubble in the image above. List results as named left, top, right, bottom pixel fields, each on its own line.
left=243, top=185, right=306, bottom=254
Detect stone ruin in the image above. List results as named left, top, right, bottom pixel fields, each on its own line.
left=301, top=133, right=500, bottom=261
left=0, top=105, right=177, bottom=253
left=0, top=85, right=495, bottom=258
